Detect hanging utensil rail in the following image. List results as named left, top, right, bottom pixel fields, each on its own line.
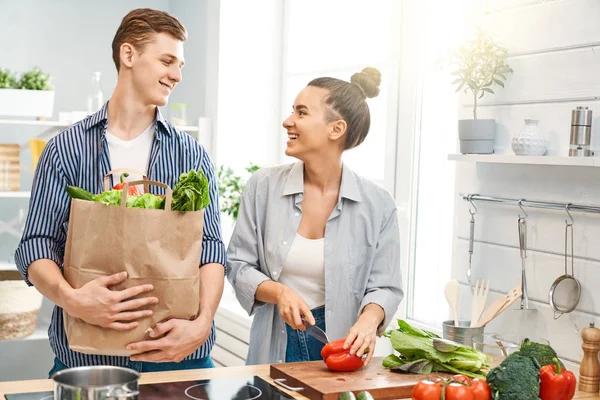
left=460, top=194, right=600, bottom=214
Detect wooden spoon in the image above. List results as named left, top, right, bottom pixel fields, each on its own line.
left=444, top=280, right=460, bottom=326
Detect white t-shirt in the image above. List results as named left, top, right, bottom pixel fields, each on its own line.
left=278, top=233, right=326, bottom=310
left=106, top=122, right=155, bottom=186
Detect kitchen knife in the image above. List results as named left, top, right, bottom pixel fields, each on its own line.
left=303, top=319, right=330, bottom=344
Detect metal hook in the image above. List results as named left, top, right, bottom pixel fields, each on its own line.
left=467, top=194, right=478, bottom=216
left=565, top=203, right=574, bottom=226
left=518, top=199, right=528, bottom=219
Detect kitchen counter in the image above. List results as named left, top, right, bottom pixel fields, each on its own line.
left=1, top=362, right=599, bottom=399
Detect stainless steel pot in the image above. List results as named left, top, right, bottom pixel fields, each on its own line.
left=52, top=366, right=139, bottom=399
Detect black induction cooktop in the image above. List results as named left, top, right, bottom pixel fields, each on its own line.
left=4, top=375, right=293, bottom=400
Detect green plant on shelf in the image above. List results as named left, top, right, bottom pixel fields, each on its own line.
left=170, top=103, right=189, bottom=111
left=217, top=163, right=260, bottom=221
left=17, top=67, right=53, bottom=91
left=442, top=26, right=512, bottom=119
left=0, top=68, right=17, bottom=89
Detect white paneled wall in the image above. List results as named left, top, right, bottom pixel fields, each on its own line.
left=213, top=304, right=251, bottom=367
left=451, top=0, right=600, bottom=373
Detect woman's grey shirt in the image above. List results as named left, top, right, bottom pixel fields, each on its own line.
left=226, top=162, right=403, bottom=365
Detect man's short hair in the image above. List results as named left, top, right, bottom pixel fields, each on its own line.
left=112, top=8, right=187, bottom=71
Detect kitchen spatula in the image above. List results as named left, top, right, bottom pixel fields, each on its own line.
left=476, top=285, right=522, bottom=327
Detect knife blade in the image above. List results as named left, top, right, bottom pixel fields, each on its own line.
left=302, top=319, right=330, bottom=344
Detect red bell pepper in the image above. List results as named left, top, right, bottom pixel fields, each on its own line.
left=539, top=358, right=576, bottom=400
left=113, top=173, right=141, bottom=196
left=321, top=339, right=365, bottom=372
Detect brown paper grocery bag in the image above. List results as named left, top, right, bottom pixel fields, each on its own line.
left=63, top=180, right=204, bottom=356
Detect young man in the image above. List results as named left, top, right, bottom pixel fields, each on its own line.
left=14, top=8, right=226, bottom=375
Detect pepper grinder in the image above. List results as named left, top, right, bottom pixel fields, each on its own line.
left=579, top=322, right=600, bottom=393
left=569, top=106, right=594, bottom=156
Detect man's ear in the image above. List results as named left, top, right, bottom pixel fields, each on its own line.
left=120, top=43, right=135, bottom=69
left=329, top=119, right=347, bottom=141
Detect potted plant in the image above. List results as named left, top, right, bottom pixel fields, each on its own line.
left=217, top=163, right=260, bottom=221
left=446, top=27, right=513, bottom=154
left=0, top=66, right=55, bottom=119
left=0, top=69, right=17, bottom=89
left=170, top=103, right=189, bottom=126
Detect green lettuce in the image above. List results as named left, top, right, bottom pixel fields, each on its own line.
left=171, top=169, right=210, bottom=211
left=382, top=320, right=491, bottom=379
left=92, top=190, right=164, bottom=209
left=93, top=190, right=129, bottom=206
left=128, top=193, right=165, bottom=209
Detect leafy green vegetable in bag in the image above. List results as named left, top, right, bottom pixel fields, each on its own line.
left=171, top=169, right=210, bottom=211
left=66, top=168, right=210, bottom=212
left=128, top=193, right=165, bottom=209
left=93, top=190, right=128, bottom=206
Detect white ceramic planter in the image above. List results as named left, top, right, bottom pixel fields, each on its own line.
left=458, top=119, right=496, bottom=154
left=0, top=89, right=55, bottom=118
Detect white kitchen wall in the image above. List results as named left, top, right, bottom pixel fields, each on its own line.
left=450, top=0, right=600, bottom=373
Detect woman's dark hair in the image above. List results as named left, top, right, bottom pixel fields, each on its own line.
left=308, top=67, right=381, bottom=150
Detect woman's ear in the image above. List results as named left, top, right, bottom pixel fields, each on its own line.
left=329, top=119, right=347, bottom=141
left=120, top=43, right=135, bottom=69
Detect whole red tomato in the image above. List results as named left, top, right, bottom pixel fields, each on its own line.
left=445, top=382, right=475, bottom=400
left=411, top=377, right=491, bottom=400
left=469, top=378, right=492, bottom=400
left=452, top=375, right=471, bottom=385
left=411, top=380, right=442, bottom=400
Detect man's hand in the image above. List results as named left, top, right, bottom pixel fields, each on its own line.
left=64, top=271, right=158, bottom=330
left=126, top=314, right=213, bottom=363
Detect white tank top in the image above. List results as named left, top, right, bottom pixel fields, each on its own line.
left=279, top=234, right=326, bottom=310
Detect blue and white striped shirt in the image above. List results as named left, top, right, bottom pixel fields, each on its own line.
left=14, top=102, right=226, bottom=368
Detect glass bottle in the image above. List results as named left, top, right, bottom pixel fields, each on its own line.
left=87, top=72, right=104, bottom=113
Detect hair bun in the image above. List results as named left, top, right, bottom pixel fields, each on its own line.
left=350, top=67, right=381, bottom=99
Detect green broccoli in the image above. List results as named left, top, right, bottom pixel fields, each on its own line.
left=519, top=338, right=563, bottom=368
left=486, top=353, right=540, bottom=400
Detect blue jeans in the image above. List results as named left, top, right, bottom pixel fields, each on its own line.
left=48, top=355, right=214, bottom=378
left=285, top=306, right=326, bottom=362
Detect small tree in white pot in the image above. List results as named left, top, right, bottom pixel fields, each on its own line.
left=447, top=27, right=513, bottom=154
left=0, top=66, right=55, bottom=119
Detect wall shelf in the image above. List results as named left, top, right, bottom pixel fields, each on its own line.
left=0, top=262, right=17, bottom=271
left=448, top=153, right=600, bottom=167
left=0, top=191, right=30, bottom=198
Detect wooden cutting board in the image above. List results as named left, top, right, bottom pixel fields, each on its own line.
left=270, top=357, right=452, bottom=400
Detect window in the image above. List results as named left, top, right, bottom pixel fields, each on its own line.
left=400, top=0, right=466, bottom=329
left=280, top=0, right=398, bottom=187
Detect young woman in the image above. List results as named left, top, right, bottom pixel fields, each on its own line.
left=226, top=67, right=403, bottom=365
